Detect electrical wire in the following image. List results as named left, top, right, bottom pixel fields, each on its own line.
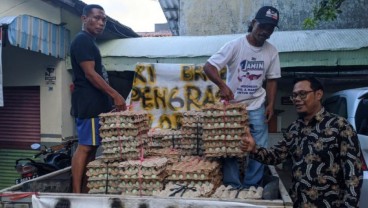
left=0, top=0, right=30, bottom=16
left=112, top=23, right=139, bottom=38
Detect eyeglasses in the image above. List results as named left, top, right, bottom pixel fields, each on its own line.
left=289, top=90, right=314, bottom=101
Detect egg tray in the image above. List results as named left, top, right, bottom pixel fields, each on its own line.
left=119, top=179, right=164, bottom=190
left=202, top=115, right=248, bottom=123
left=147, top=128, right=171, bottom=138
left=121, top=188, right=158, bottom=196
left=203, top=102, right=246, bottom=111
left=87, top=179, right=120, bottom=189
left=100, top=129, right=148, bottom=137
left=167, top=171, right=220, bottom=181
left=212, top=185, right=263, bottom=199
left=87, top=174, right=120, bottom=181
left=202, top=122, right=246, bottom=130
left=119, top=167, right=166, bottom=177
left=101, top=135, right=147, bottom=142
left=182, top=110, right=203, bottom=118
left=88, top=187, right=121, bottom=195
left=204, top=146, right=242, bottom=153
left=180, top=149, right=204, bottom=156
left=202, top=128, right=246, bottom=136
left=203, top=140, right=241, bottom=148
left=119, top=156, right=167, bottom=167
left=153, top=129, right=181, bottom=136
left=181, top=122, right=203, bottom=128
left=102, top=146, right=144, bottom=155
left=99, top=121, right=149, bottom=130
left=161, top=133, right=183, bottom=141
left=176, top=144, right=203, bottom=150
left=86, top=160, right=120, bottom=174
left=99, top=111, right=149, bottom=124
left=119, top=166, right=167, bottom=177
left=181, top=129, right=203, bottom=136
left=154, top=181, right=217, bottom=198
left=147, top=140, right=163, bottom=148
left=160, top=141, right=203, bottom=152
left=202, top=133, right=243, bottom=141
left=87, top=159, right=118, bottom=168
left=101, top=140, right=144, bottom=150
left=101, top=138, right=149, bottom=150
left=204, top=149, right=244, bottom=158
left=100, top=151, right=146, bottom=162
left=147, top=148, right=181, bottom=163
left=166, top=157, right=220, bottom=175
left=87, top=167, right=120, bottom=178
left=121, top=171, right=167, bottom=181
left=175, top=138, right=202, bottom=145
left=161, top=140, right=179, bottom=149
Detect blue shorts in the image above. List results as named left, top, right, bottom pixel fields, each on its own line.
left=75, top=118, right=101, bottom=146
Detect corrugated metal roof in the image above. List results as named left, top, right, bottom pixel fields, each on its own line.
left=99, top=29, right=368, bottom=58
left=158, top=0, right=179, bottom=36
left=0, top=15, right=70, bottom=59
left=0, top=16, right=17, bottom=26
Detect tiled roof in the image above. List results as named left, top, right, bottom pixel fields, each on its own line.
left=137, top=31, right=173, bottom=37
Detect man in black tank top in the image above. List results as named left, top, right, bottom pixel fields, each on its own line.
left=70, top=4, right=126, bottom=193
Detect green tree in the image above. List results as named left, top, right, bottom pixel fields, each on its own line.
left=303, top=0, right=345, bottom=29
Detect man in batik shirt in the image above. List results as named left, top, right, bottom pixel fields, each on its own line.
left=241, top=76, right=363, bottom=207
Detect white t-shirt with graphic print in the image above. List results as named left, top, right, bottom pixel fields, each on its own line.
left=207, top=36, right=281, bottom=110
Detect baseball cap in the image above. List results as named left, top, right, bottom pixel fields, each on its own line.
left=255, top=6, right=279, bottom=27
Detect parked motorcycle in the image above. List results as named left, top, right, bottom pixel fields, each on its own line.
left=15, top=139, right=77, bottom=184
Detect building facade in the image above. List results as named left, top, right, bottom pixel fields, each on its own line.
left=159, top=0, right=368, bottom=36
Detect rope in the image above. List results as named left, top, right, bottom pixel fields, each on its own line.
left=221, top=100, right=229, bottom=157
left=138, top=133, right=145, bottom=196
left=104, top=162, right=109, bottom=194
left=169, top=184, right=197, bottom=197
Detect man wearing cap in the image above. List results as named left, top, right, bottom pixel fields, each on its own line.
left=203, top=6, right=281, bottom=188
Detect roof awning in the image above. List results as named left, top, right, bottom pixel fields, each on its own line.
left=0, top=15, right=70, bottom=59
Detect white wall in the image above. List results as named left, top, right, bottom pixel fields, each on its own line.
left=2, top=45, right=73, bottom=142
left=0, top=0, right=82, bottom=143
left=2, top=46, right=59, bottom=138
left=1, top=0, right=61, bottom=24
left=178, top=0, right=368, bottom=35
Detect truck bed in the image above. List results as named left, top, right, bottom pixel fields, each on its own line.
left=0, top=166, right=293, bottom=208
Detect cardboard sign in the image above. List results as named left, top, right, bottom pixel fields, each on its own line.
left=130, top=63, right=226, bottom=129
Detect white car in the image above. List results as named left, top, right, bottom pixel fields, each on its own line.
left=324, top=87, right=368, bottom=206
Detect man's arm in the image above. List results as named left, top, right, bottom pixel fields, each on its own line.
left=241, top=127, right=290, bottom=165
left=339, top=122, right=363, bottom=207
left=203, top=62, right=234, bottom=101
left=80, top=61, right=126, bottom=111
left=265, top=78, right=277, bottom=122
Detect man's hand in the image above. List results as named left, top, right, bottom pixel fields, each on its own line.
left=203, top=62, right=234, bottom=102
left=219, top=84, right=234, bottom=101
left=240, top=127, right=256, bottom=153
left=112, top=93, right=127, bottom=111
left=265, top=104, right=274, bottom=123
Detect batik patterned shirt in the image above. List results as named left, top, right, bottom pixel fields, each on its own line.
left=252, top=108, right=363, bottom=208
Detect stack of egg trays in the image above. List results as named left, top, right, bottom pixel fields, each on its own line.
left=202, top=103, right=249, bottom=158
left=86, top=159, right=121, bottom=194
left=160, top=129, right=183, bottom=149
left=118, top=157, right=168, bottom=196
left=164, top=156, right=222, bottom=197
left=181, top=110, right=204, bottom=156
left=99, top=111, right=150, bottom=162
